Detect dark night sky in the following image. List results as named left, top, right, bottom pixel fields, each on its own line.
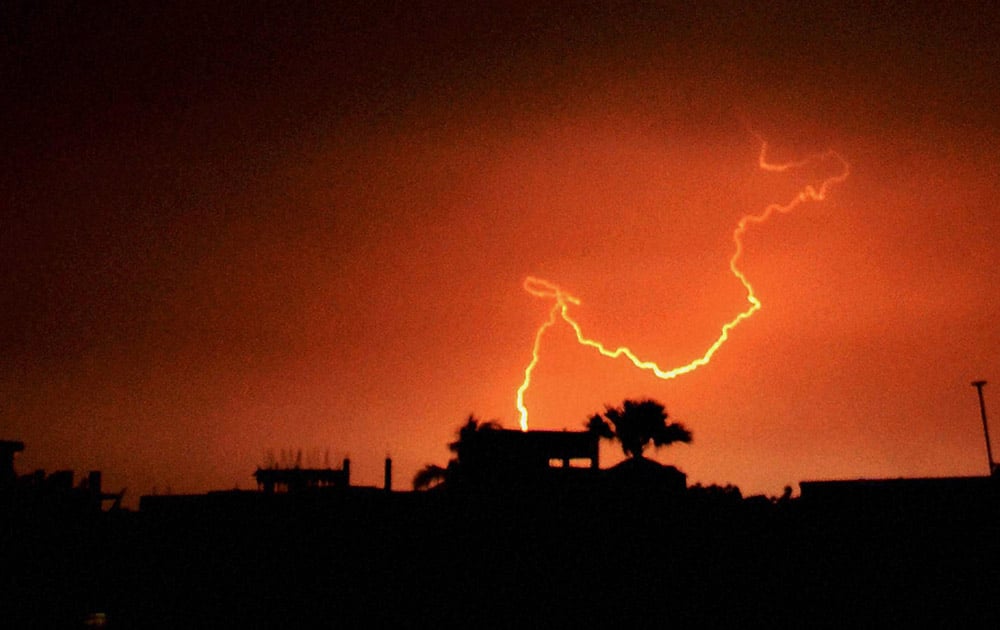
left=4, top=2, right=1000, bottom=501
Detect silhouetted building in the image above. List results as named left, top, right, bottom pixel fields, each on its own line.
left=799, top=475, right=999, bottom=509
left=455, top=429, right=599, bottom=487
left=254, top=458, right=351, bottom=493
left=1, top=439, right=25, bottom=485
left=0, top=441, right=123, bottom=513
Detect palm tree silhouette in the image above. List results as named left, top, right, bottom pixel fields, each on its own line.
left=412, top=463, right=450, bottom=491
left=448, top=415, right=501, bottom=469
left=588, top=398, right=691, bottom=459
left=412, top=415, right=502, bottom=490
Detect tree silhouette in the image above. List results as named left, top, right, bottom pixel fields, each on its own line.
left=588, top=398, right=691, bottom=459
left=448, top=415, right=502, bottom=466
left=586, top=413, right=615, bottom=440
left=412, top=415, right=502, bottom=490
left=412, top=463, right=449, bottom=491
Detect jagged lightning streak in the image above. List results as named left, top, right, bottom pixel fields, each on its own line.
left=516, top=141, right=850, bottom=431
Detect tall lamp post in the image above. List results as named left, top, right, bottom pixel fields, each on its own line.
left=971, top=380, right=995, bottom=476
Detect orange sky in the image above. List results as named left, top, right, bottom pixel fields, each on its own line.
left=4, top=3, right=1000, bottom=503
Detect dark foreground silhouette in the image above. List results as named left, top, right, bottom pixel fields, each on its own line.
left=3, top=400, right=999, bottom=628
left=3, top=471, right=999, bottom=627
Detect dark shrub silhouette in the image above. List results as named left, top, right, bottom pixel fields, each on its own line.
left=412, top=463, right=449, bottom=491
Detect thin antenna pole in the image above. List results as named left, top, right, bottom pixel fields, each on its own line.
left=971, top=380, right=995, bottom=475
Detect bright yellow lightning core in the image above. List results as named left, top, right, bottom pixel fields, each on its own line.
left=516, top=141, right=850, bottom=431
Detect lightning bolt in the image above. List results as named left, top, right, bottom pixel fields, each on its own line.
left=516, top=140, right=850, bottom=431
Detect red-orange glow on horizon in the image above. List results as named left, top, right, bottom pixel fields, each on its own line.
left=517, top=141, right=851, bottom=431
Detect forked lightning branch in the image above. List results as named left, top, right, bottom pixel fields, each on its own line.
left=517, top=141, right=850, bottom=431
